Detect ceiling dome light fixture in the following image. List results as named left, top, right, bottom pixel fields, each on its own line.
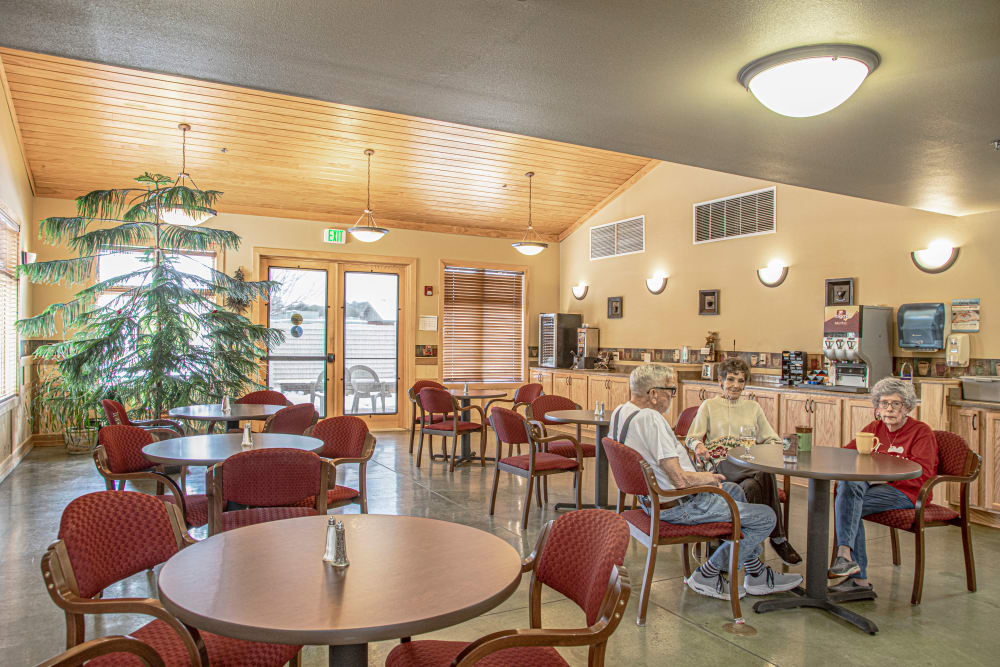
left=911, top=239, right=959, bottom=273
left=159, top=123, right=217, bottom=226
left=738, top=44, right=880, bottom=118
left=348, top=148, right=389, bottom=242
left=512, top=171, right=548, bottom=256
left=757, top=259, right=789, bottom=287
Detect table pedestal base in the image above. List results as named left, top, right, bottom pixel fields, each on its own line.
left=553, top=502, right=615, bottom=511
left=329, top=642, right=367, bottom=666
left=754, top=585, right=878, bottom=634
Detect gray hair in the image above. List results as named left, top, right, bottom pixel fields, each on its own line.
left=629, top=364, right=675, bottom=394
left=871, top=377, right=918, bottom=413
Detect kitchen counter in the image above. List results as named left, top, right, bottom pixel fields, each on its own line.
left=681, top=378, right=872, bottom=399
left=529, top=364, right=702, bottom=378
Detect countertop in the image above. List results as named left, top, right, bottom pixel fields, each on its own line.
left=530, top=364, right=703, bottom=378
left=947, top=398, right=1000, bottom=411
left=680, top=378, right=871, bottom=399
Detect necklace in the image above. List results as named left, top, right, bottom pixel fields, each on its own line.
left=883, top=417, right=907, bottom=451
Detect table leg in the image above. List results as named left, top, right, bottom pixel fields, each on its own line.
left=205, top=468, right=215, bottom=535
left=329, top=643, right=367, bottom=666
left=555, top=423, right=612, bottom=511
left=441, top=397, right=497, bottom=466
left=752, top=478, right=879, bottom=634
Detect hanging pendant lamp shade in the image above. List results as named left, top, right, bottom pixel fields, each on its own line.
left=512, top=171, right=548, bottom=256
left=348, top=149, right=389, bottom=242
left=159, top=123, right=217, bottom=226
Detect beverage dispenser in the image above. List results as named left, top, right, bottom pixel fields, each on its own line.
left=574, top=327, right=600, bottom=369
left=821, top=305, right=892, bottom=392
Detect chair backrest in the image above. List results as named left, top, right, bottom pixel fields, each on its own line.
left=535, top=509, right=630, bottom=625
left=97, top=425, right=156, bottom=474
left=238, top=390, right=290, bottom=406
left=219, top=448, right=323, bottom=506
left=513, top=383, right=544, bottom=404
left=348, top=365, right=380, bottom=392
left=602, top=437, right=651, bottom=496
left=409, top=380, right=445, bottom=401
left=489, top=406, right=532, bottom=446
left=530, top=394, right=579, bottom=424
left=673, top=406, right=699, bottom=438
left=262, top=403, right=318, bottom=434
left=417, top=386, right=455, bottom=415
left=934, top=430, right=975, bottom=477
left=100, top=399, right=131, bottom=426
left=311, top=415, right=370, bottom=458
left=57, top=491, right=178, bottom=598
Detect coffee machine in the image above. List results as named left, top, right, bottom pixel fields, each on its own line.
left=573, top=327, right=600, bottom=370
left=821, top=305, right=892, bottom=392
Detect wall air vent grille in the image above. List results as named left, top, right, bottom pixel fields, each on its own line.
left=589, top=216, right=645, bottom=260
left=693, top=187, right=775, bottom=244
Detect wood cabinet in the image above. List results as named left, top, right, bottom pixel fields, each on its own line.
left=552, top=372, right=588, bottom=408
left=779, top=393, right=811, bottom=437
left=986, top=411, right=1000, bottom=513
left=530, top=368, right=553, bottom=397
left=588, top=376, right=609, bottom=410
left=682, top=385, right=704, bottom=412
left=745, top=390, right=779, bottom=430
left=948, top=407, right=985, bottom=508
left=778, top=392, right=842, bottom=447
left=608, top=377, right=631, bottom=413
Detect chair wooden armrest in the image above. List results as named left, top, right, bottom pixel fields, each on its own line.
left=914, top=452, right=982, bottom=518
left=455, top=403, right=487, bottom=421
left=36, top=635, right=165, bottom=667
left=93, top=446, right=186, bottom=511
left=483, top=397, right=515, bottom=414
left=134, top=418, right=185, bottom=436
left=527, top=419, right=548, bottom=438
left=639, top=461, right=741, bottom=530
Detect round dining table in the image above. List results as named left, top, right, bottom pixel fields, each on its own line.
left=157, top=514, right=523, bottom=666
left=542, top=409, right=612, bottom=510
left=168, top=403, right=284, bottom=433
left=445, top=389, right=507, bottom=465
left=727, top=443, right=921, bottom=634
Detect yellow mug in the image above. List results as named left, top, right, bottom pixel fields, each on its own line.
left=856, top=432, right=880, bottom=455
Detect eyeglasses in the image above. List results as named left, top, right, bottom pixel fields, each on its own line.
left=877, top=400, right=905, bottom=411
left=650, top=386, right=677, bottom=397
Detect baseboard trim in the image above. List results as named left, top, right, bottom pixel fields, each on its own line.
left=0, top=435, right=33, bottom=485
left=32, top=433, right=64, bottom=446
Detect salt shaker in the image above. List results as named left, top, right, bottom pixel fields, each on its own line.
left=322, top=517, right=337, bottom=563
left=594, top=400, right=601, bottom=415
left=331, top=520, right=349, bottom=568
left=463, top=381, right=469, bottom=394
left=241, top=422, right=253, bottom=450
left=600, top=401, right=605, bottom=416
left=221, top=394, right=231, bottom=414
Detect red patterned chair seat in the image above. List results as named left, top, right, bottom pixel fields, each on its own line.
left=778, top=488, right=787, bottom=503
left=622, top=509, right=735, bottom=539
left=500, top=453, right=578, bottom=471
left=386, top=639, right=567, bottom=667
left=87, top=617, right=301, bottom=666
left=865, top=504, right=959, bottom=530
left=220, top=506, right=317, bottom=532
left=424, top=419, right=482, bottom=432
left=545, top=440, right=596, bottom=458
left=291, top=485, right=361, bottom=508
left=155, top=493, right=209, bottom=528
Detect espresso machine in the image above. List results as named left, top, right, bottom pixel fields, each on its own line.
left=820, top=305, right=892, bottom=392
left=573, top=327, right=600, bottom=369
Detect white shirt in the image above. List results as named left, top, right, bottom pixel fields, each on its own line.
left=608, top=401, right=695, bottom=494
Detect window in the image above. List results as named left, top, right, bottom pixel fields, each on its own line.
left=0, top=209, right=17, bottom=400
left=441, top=264, right=524, bottom=383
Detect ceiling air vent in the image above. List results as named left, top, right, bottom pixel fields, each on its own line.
left=693, top=187, right=775, bottom=244
left=590, top=216, right=645, bottom=260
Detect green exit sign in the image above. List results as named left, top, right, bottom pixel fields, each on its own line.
left=324, top=228, right=346, bottom=244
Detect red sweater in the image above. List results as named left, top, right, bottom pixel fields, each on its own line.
left=845, top=418, right=938, bottom=503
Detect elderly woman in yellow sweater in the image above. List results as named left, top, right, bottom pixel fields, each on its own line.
left=685, top=357, right=802, bottom=565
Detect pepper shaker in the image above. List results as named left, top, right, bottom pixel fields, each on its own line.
left=322, top=517, right=337, bottom=563
left=332, top=520, right=349, bottom=568
left=241, top=422, right=253, bottom=449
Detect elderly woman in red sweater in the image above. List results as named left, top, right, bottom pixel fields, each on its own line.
left=828, top=377, right=938, bottom=591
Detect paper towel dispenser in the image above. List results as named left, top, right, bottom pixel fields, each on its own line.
left=897, top=303, right=948, bottom=350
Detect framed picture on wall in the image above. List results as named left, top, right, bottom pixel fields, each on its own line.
left=699, top=289, right=719, bottom=315
left=607, top=296, right=623, bottom=319
left=825, top=278, right=855, bottom=306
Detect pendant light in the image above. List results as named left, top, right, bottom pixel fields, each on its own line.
left=159, top=123, right=217, bottom=226
left=512, top=171, right=547, bottom=256
left=348, top=148, right=389, bottom=242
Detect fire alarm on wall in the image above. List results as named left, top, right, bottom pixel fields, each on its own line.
left=424, top=286, right=433, bottom=296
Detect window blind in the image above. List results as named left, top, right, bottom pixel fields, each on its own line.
left=442, top=265, right=524, bottom=383
left=0, top=212, right=19, bottom=399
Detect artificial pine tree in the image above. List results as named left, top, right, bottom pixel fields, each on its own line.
left=16, top=172, right=283, bottom=429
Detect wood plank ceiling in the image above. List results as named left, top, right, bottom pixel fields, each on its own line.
left=0, top=48, right=656, bottom=241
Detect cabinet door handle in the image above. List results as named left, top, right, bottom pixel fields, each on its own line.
left=972, top=413, right=977, bottom=431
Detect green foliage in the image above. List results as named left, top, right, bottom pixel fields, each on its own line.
left=17, top=173, right=283, bottom=427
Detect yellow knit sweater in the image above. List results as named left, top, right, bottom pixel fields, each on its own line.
left=684, top=396, right=781, bottom=463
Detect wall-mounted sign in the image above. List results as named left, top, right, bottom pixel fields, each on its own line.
left=952, top=298, right=980, bottom=332
left=323, top=228, right=346, bottom=244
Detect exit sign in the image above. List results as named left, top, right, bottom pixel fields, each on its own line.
left=324, top=228, right=346, bottom=244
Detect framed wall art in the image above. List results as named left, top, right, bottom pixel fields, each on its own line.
left=825, top=278, right=855, bottom=306
left=699, top=289, right=719, bottom=315
left=607, top=296, right=623, bottom=319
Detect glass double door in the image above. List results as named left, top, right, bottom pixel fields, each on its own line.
left=262, top=258, right=403, bottom=429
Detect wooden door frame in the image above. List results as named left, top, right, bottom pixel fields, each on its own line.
left=253, top=247, right=416, bottom=430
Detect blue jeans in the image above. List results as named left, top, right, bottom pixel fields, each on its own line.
left=642, top=482, right=776, bottom=573
left=835, top=482, right=913, bottom=579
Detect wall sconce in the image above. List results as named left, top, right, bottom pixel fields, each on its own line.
left=645, top=272, right=668, bottom=294
left=571, top=282, right=589, bottom=300
left=757, top=259, right=788, bottom=287
left=911, top=240, right=959, bottom=274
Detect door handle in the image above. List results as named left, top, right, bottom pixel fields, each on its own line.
left=326, top=353, right=336, bottom=363
left=971, top=413, right=977, bottom=431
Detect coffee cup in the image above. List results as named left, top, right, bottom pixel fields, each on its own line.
left=795, top=425, right=812, bottom=452
left=855, top=432, right=880, bottom=455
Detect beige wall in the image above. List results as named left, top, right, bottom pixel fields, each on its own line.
left=560, top=160, right=1000, bottom=359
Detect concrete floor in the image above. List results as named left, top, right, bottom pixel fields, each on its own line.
left=2, top=432, right=997, bottom=666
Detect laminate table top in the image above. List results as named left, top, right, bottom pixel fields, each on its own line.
left=446, top=389, right=508, bottom=400
left=142, top=433, right=323, bottom=466
left=157, top=514, right=523, bottom=646
left=168, top=404, right=284, bottom=422
left=543, top=409, right=611, bottom=427
left=726, top=443, right=923, bottom=482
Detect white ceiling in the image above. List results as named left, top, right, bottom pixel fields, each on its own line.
left=1, top=0, right=998, bottom=216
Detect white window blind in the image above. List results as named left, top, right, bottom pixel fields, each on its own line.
left=442, top=265, right=524, bottom=383
left=0, top=211, right=19, bottom=399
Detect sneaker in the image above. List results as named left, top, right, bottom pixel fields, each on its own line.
left=828, top=555, right=861, bottom=578
left=744, top=566, right=803, bottom=596
left=685, top=569, right=746, bottom=601
left=829, top=579, right=874, bottom=594
left=770, top=538, right=802, bottom=565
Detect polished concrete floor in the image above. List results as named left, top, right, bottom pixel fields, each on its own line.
left=2, top=432, right=997, bottom=666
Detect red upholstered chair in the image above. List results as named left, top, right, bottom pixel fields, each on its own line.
left=237, top=390, right=292, bottom=406
left=36, top=636, right=165, bottom=667
left=861, top=430, right=981, bottom=604
left=385, top=509, right=631, bottom=667
left=603, top=436, right=743, bottom=626
left=489, top=407, right=582, bottom=529
left=93, top=425, right=208, bottom=529
left=101, top=399, right=185, bottom=437
left=528, top=395, right=594, bottom=459
left=407, top=380, right=446, bottom=453
left=260, top=403, right=319, bottom=434
left=42, top=490, right=302, bottom=666
left=484, top=383, right=544, bottom=419
left=415, top=387, right=487, bottom=471
left=672, top=405, right=699, bottom=439
left=207, top=448, right=333, bottom=535
left=297, top=416, right=377, bottom=513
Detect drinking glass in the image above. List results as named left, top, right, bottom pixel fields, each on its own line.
left=739, top=424, right=757, bottom=460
